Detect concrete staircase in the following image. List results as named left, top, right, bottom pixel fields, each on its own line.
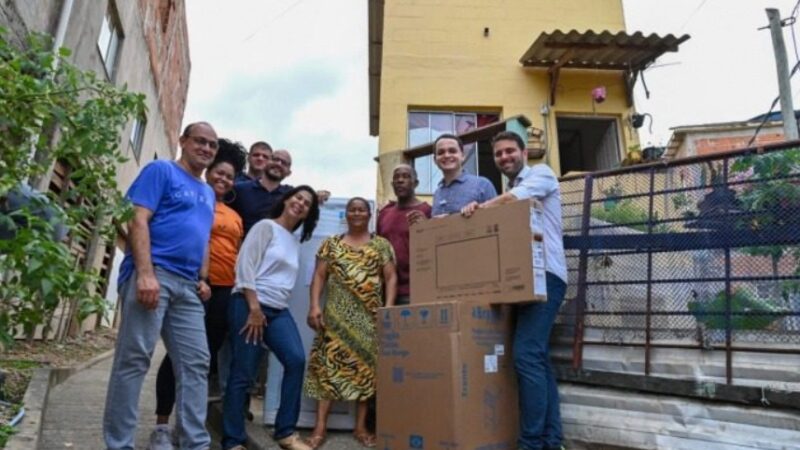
left=560, top=383, right=800, bottom=449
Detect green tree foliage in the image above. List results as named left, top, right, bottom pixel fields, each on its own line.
left=0, top=29, right=145, bottom=347
left=688, top=288, right=788, bottom=330
left=591, top=199, right=671, bottom=233
left=731, top=148, right=800, bottom=301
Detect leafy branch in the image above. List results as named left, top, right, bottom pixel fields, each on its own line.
left=0, top=28, right=145, bottom=347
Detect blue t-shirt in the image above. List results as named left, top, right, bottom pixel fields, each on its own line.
left=432, top=172, right=497, bottom=216
left=118, top=160, right=215, bottom=285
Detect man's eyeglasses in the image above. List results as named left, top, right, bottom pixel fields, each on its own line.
left=271, top=156, right=291, bottom=167
left=187, top=135, right=219, bottom=150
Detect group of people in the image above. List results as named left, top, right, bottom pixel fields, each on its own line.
left=101, top=121, right=567, bottom=450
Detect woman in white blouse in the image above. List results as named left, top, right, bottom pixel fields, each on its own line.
left=221, top=185, right=319, bottom=450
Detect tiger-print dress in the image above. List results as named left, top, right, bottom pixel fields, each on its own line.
left=303, top=234, right=395, bottom=401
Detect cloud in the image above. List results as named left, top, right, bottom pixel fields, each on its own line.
left=624, top=0, right=799, bottom=145
left=186, top=62, right=342, bottom=139
left=183, top=0, right=377, bottom=198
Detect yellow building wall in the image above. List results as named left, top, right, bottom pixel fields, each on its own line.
left=376, top=0, right=638, bottom=202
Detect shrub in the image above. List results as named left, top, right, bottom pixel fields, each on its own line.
left=0, top=28, right=145, bottom=346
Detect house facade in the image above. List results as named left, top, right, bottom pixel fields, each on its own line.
left=368, top=0, right=687, bottom=202
left=666, top=119, right=791, bottom=160
left=1, top=0, right=190, bottom=334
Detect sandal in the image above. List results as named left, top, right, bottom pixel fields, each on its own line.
left=305, top=433, right=327, bottom=449
left=353, top=432, right=376, bottom=448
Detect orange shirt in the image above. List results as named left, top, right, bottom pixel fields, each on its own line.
left=207, top=202, right=243, bottom=286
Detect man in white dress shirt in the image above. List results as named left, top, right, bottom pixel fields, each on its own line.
left=461, top=130, right=567, bottom=450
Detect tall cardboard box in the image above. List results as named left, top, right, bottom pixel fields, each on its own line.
left=377, top=301, right=518, bottom=449
left=410, top=199, right=547, bottom=305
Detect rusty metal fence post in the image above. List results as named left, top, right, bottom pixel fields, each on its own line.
left=572, top=175, right=593, bottom=370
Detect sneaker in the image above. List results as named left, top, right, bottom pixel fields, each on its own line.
left=148, top=425, right=174, bottom=450
left=277, top=432, right=312, bottom=450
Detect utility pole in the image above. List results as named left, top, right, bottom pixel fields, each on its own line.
left=766, top=8, right=799, bottom=140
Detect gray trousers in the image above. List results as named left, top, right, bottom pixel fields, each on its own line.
left=103, top=267, right=210, bottom=450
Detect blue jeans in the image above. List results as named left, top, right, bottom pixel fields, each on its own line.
left=103, top=267, right=210, bottom=450
left=222, top=294, right=305, bottom=448
left=515, top=272, right=567, bottom=450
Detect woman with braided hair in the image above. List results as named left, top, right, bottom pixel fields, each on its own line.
left=147, top=138, right=247, bottom=450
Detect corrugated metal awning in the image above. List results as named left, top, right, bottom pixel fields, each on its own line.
left=520, top=30, right=689, bottom=106
left=520, top=30, right=689, bottom=70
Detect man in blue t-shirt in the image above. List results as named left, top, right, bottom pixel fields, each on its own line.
left=103, top=121, right=218, bottom=450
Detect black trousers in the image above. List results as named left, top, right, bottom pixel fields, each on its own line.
left=155, top=285, right=231, bottom=416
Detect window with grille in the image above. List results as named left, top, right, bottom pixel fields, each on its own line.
left=407, top=111, right=499, bottom=194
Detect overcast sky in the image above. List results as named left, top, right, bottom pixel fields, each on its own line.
left=183, top=0, right=799, bottom=198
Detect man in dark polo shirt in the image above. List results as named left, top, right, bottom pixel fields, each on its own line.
left=235, top=141, right=272, bottom=184
left=231, top=148, right=331, bottom=235
left=230, top=149, right=293, bottom=235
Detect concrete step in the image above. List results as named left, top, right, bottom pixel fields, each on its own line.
left=559, top=383, right=800, bottom=450
left=550, top=343, right=800, bottom=391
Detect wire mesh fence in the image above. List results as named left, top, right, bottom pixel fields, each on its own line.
left=558, top=142, right=800, bottom=384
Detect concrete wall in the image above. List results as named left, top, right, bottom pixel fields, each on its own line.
left=1, top=0, right=190, bottom=190
left=374, top=0, right=636, bottom=201
left=1, top=0, right=191, bottom=334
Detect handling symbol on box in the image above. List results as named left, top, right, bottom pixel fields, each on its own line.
left=392, top=367, right=404, bottom=383
left=419, top=308, right=429, bottom=324
left=400, top=309, right=412, bottom=328
left=409, top=434, right=424, bottom=449
left=439, top=308, right=449, bottom=324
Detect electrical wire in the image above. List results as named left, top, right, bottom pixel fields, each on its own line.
left=241, top=0, right=314, bottom=43
left=748, top=59, right=800, bottom=146
left=789, top=0, right=800, bottom=64
left=749, top=2, right=800, bottom=146
left=678, top=0, right=709, bottom=33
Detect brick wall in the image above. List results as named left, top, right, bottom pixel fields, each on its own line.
left=138, top=0, right=191, bottom=149
left=695, top=132, right=785, bottom=156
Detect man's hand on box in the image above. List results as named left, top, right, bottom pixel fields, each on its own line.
left=460, top=201, right=481, bottom=218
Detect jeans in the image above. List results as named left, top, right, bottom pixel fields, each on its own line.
left=222, top=294, right=305, bottom=448
left=515, top=272, right=567, bottom=450
left=103, top=267, right=210, bottom=450
left=155, top=285, right=231, bottom=416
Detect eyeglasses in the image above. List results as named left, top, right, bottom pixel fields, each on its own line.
left=187, top=135, right=219, bottom=150
left=271, top=156, right=291, bottom=167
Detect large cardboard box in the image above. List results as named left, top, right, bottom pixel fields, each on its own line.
left=410, top=199, right=546, bottom=305
left=377, top=301, right=518, bottom=450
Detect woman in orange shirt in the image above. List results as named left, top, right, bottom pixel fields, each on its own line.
left=148, top=139, right=247, bottom=450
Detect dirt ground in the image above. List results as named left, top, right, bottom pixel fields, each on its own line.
left=0, top=328, right=117, bottom=404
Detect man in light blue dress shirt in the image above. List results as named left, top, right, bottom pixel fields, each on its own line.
left=431, top=133, right=497, bottom=216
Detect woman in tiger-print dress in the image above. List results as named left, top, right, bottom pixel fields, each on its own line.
left=304, top=197, right=397, bottom=448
